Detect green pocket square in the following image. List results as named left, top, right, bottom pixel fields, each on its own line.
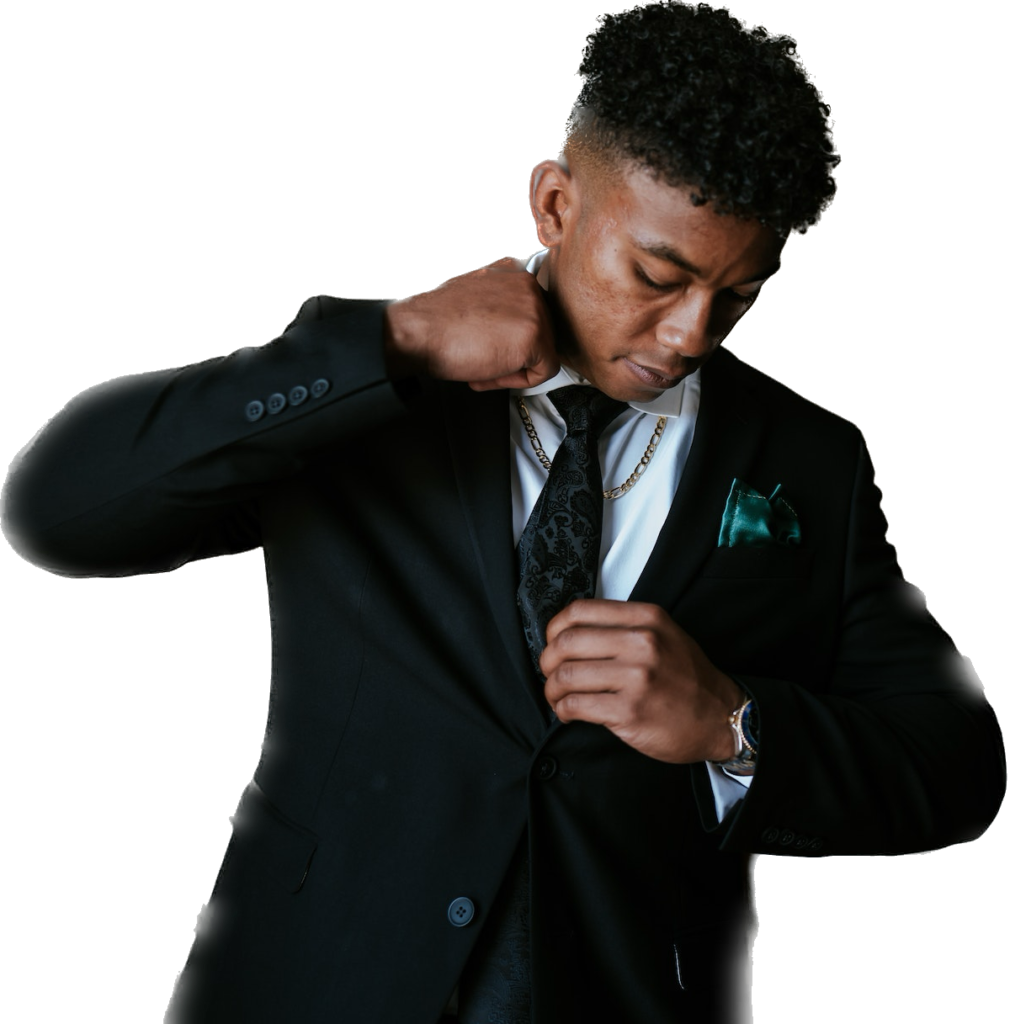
left=718, top=478, right=801, bottom=548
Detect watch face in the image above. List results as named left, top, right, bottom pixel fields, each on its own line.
left=741, top=700, right=760, bottom=749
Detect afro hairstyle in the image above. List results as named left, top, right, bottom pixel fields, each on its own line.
left=567, top=2, right=840, bottom=234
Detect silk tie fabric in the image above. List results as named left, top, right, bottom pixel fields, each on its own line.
left=455, top=386, right=626, bottom=1024
left=516, top=385, right=629, bottom=672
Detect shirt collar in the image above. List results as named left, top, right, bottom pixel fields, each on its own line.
left=517, top=249, right=695, bottom=418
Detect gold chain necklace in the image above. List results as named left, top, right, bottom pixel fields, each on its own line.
left=515, top=397, right=667, bottom=500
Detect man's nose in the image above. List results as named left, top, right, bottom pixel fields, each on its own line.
left=655, top=292, right=716, bottom=362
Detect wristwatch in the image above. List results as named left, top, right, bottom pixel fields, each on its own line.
left=718, top=697, right=760, bottom=776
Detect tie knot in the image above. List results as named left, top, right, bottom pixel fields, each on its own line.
left=548, top=385, right=627, bottom=439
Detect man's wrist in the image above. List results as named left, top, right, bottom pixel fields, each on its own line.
left=705, top=674, right=746, bottom=762
left=716, top=692, right=760, bottom=777
left=383, top=299, right=426, bottom=380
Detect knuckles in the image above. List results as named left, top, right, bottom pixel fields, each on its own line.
left=624, top=663, right=655, bottom=702
left=639, top=604, right=671, bottom=630
left=629, top=627, right=662, bottom=663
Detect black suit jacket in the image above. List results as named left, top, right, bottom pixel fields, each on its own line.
left=2, top=296, right=1004, bottom=1023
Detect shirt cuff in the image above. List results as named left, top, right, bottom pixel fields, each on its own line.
left=704, top=761, right=754, bottom=823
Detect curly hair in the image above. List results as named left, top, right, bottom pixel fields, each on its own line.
left=567, top=2, right=840, bottom=234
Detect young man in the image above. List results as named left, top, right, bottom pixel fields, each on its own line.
left=2, top=3, right=1003, bottom=1023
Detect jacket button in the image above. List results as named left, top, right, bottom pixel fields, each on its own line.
left=794, top=835, right=810, bottom=850
left=310, top=378, right=331, bottom=398
left=779, top=830, right=796, bottom=846
left=266, top=392, right=287, bottom=414
left=536, top=756, right=558, bottom=781
left=447, top=897, right=475, bottom=927
left=809, top=838, right=824, bottom=853
left=289, top=384, right=308, bottom=406
left=761, top=827, right=780, bottom=844
left=245, top=400, right=265, bottom=422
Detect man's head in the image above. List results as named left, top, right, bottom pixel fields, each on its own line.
left=530, top=1, right=839, bottom=402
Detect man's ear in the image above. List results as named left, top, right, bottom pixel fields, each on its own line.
left=529, top=160, right=575, bottom=248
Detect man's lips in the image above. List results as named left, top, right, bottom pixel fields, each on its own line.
left=622, top=357, right=681, bottom=389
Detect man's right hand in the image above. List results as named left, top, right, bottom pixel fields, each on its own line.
left=383, top=257, right=559, bottom=391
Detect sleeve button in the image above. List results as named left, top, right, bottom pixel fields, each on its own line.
left=245, top=400, right=265, bottom=422
left=289, top=385, right=308, bottom=406
left=310, top=378, right=331, bottom=398
left=266, top=392, right=287, bottom=414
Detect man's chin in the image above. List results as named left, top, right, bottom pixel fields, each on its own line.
left=622, top=389, right=674, bottom=405
left=589, top=359, right=686, bottom=403
left=597, top=381, right=676, bottom=404
left=562, top=352, right=687, bottom=402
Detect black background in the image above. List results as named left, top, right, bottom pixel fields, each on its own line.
left=1, top=2, right=1005, bottom=1020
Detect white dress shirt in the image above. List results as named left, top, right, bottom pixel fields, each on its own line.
left=511, top=251, right=751, bottom=819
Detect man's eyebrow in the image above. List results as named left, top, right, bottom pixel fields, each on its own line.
left=635, top=240, right=781, bottom=284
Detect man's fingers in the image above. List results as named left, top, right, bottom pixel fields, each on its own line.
left=543, top=657, right=631, bottom=701
left=468, top=354, right=561, bottom=392
left=539, top=623, right=637, bottom=677
left=385, top=256, right=557, bottom=387
left=540, top=642, right=629, bottom=725
left=522, top=347, right=562, bottom=386
left=551, top=689, right=624, bottom=726
left=544, top=599, right=666, bottom=644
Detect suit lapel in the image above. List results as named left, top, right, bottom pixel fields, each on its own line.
left=630, top=349, right=768, bottom=611
left=437, top=380, right=550, bottom=726
left=434, top=351, right=765, bottom=723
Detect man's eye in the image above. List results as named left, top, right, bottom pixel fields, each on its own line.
left=635, top=267, right=675, bottom=291
left=635, top=268, right=753, bottom=303
left=727, top=289, right=760, bottom=306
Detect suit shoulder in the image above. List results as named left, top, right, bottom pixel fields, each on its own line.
left=711, top=347, right=863, bottom=444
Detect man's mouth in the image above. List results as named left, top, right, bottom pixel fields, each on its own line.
left=622, top=358, right=681, bottom=389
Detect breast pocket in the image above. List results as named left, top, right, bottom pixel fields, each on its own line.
left=686, top=546, right=827, bottom=676
left=700, top=545, right=814, bottom=579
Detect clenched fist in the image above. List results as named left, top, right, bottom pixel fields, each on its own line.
left=540, top=599, right=744, bottom=764
left=383, top=257, right=559, bottom=390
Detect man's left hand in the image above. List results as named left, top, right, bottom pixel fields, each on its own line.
left=540, top=599, right=743, bottom=764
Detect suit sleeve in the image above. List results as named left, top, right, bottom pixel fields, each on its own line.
left=1, top=297, right=407, bottom=577
left=694, top=438, right=1005, bottom=856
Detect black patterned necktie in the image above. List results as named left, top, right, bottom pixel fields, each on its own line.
left=454, top=387, right=626, bottom=1024
left=516, top=385, right=628, bottom=673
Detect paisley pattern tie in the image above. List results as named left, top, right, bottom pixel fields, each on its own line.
left=455, top=386, right=626, bottom=1024
left=516, top=385, right=628, bottom=671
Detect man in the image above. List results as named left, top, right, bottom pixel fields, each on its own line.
left=1, top=3, right=1004, bottom=1023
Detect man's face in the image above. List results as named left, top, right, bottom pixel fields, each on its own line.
left=537, top=159, right=784, bottom=403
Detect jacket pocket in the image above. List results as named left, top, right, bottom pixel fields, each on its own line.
left=700, top=545, right=814, bottom=579
left=670, top=922, right=752, bottom=1017
left=229, top=782, right=319, bottom=894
